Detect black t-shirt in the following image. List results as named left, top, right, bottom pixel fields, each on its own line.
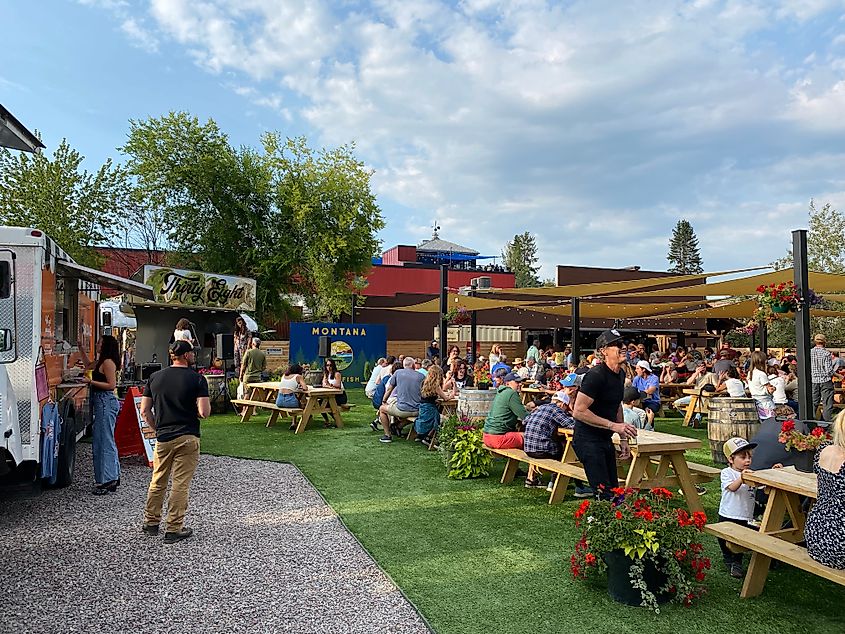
left=574, top=362, right=624, bottom=440
left=143, top=366, right=209, bottom=442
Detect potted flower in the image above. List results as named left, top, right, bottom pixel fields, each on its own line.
left=438, top=414, right=492, bottom=479
left=778, top=420, right=831, bottom=472
left=444, top=305, right=471, bottom=325
left=570, top=487, right=710, bottom=612
left=756, top=281, right=801, bottom=313
left=473, top=362, right=491, bottom=390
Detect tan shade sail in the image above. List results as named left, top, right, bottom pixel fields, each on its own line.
left=519, top=300, right=707, bottom=319
left=621, top=270, right=845, bottom=299
left=480, top=266, right=766, bottom=298
left=639, top=299, right=845, bottom=320
left=381, top=294, right=539, bottom=313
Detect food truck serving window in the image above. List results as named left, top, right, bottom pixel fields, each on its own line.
left=56, top=277, right=79, bottom=346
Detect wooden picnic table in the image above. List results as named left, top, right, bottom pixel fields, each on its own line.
left=241, top=382, right=345, bottom=433
left=520, top=386, right=552, bottom=405
left=660, top=382, right=690, bottom=399
left=681, top=388, right=716, bottom=426
left=736, top=467, right=818, bottom=597
left=557, top=428, right=712, bottom=512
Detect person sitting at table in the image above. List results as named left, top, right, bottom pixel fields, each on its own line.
left=444, top=360, right=474, bottom=392
left=415, top=365, right=455, bottom=443
left=672, top=360, right=717, bottom=410
left=322, top=357, right=347, bottom=406
left=718, top=437, right=758, bottom=579
left=370, top=361, right=401, bottom=431
left=512, top=357, right=526, bottom=378
left=483, top=372, right=529, bottom=450
left=521, top=392, right=573, bottom=489
left=275, top=363, right=309, bottom=413
left=768, top=366, right=796, bottom=419
left=365, top=357, right=387, bottom=399
left=489, top=344, right=502, bottom=366
left=659, top=361, right=679, bottom=384
left=378, top=357, right=424, bottom=443
left=622, top=386, right=654, bottom=431
left=805, top=411, right=845, bottom=570
left=632, top=360, right=660, bottom=415
left=717, top=366, right=747, bottom=398
left=442, top=345, right=461, bottom=371
left=491, top=354, right=511, bottom=378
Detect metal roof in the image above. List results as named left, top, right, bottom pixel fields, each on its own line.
left=417, top=237, right=479, bottom=255
left=0, top=104, right=45, bottom=153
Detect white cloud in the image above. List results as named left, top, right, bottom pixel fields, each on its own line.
left=120, top=17, right=159, bottom=53
left=86, top=0, right=845, bottom=276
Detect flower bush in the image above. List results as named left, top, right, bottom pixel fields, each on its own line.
left=570, top=487, right=710, bottom=612
left=473, top=362, right=490, bottom=387
left=778, top=420, right=831, bottom=451
left=757, top=281, right=800, bottom=308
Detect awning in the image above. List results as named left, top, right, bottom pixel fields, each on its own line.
left=381, top=294, right=540, bottom=312
left=57, top=260, right=155, bottom=299
left=519, top=300, right=708, bottom=319
left=637, top=299, right=845, bottom=320
left=0, top=104, right=45, bottom=153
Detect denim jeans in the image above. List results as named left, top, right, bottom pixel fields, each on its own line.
left=91, top=390, right=121, bottom=485
left=572, top=434, right=618, bottom=499
left=276, top=392, right=301, bottom=408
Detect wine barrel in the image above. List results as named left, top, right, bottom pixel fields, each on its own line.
left=707, top=397, right=760, bottom=465
left=457, top=388, right=497, bottom=422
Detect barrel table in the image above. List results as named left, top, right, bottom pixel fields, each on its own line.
left=707, top=397, right=761, bottom=465
left=457, top=388, right=497, bottom=422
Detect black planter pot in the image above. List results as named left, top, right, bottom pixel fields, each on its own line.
left=604, top=550, right=672, bottom=606
left=792, top=449, right=814, bottom=473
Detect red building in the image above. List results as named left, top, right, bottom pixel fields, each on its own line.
left=94, top=247, right=167, bottom=297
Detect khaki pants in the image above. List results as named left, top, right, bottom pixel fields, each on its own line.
left=144, top=435, right=200, bottom=532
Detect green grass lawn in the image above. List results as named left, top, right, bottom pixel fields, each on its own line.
left=200, top=390, right=844, bottom=634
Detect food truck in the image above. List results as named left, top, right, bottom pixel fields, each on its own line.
left=0, top=227, right=153, bottom=485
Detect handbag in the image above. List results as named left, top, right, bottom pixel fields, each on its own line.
left=35, top=346, right=49, bottom=402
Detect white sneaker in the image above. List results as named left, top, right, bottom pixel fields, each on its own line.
left=546, top=481, right=554, bottom=492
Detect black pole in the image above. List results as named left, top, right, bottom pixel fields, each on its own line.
left=793, top=229, right=813, bottom=420
left=571, top=297, right=581, bottom=366
left=350, top=293, right=356, bottom=324
left=439, top=264, right=448, bottom=365
left=759, top=321, right=767, bottom=357
left=469, top=284, right=478, bottom=365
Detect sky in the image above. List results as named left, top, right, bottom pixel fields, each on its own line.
left=3, top=0, right=845, bottom=279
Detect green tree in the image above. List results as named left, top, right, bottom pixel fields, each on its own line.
left=502, top=232, right=541, bottom=287
left=0, top=138, right=128, bottom=266
left=768, top=200, right=845, bottom=346
left=121, top=112, right=383, bottom=321
left=666, top=219, right=703, bottom=274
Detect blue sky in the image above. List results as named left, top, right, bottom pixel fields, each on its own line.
left=3, top=0, right=845, bottom=279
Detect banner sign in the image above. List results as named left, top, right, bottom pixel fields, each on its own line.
left=289, top=322, right=386, bottom=385
left=135, top=265, right=256, bottom=311
left=115, top=386, right=155, bottom=467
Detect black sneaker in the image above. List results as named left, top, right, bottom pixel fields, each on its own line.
left=730, top=563, right=745, bottom=579
left=390, top=422, right=400, bottom=437
left=163, top=527, right=193, bottom=544
left=524, top=477, right=545, bottom=489
left=379, top=435, right=392, bottom=444
left=370, top=419, right=380, bottom=432
left=142, top=523, right=159, bottom=536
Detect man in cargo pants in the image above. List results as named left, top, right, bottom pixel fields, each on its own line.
left=140, top=340, right=210, bottom=543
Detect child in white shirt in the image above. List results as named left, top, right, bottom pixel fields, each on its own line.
left=718, top=437, right=757, bottom=578
left=622, top=386, right=654, bottom=431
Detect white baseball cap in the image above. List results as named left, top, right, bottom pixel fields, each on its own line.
left=635, top=360, right=652, bottom=372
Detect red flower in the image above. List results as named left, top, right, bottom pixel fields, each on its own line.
left=674, top=549, right=687, bottom=561
left=692, top=511, right=708, bottom=530
left=615, top=511, right=623, bottom=520
left=811, top=427, right=825, bottom=437
left=756, top=285, right=765, bottom=293
left=781, top=420, right=795, bottom=432
left=695, top=571, right=706, bottom=581
left=635, top=508, right=654, bottom=521
left=676, top=509, right=692, bottom=526
left=652, top=487, right=673, bottom=500
left=574, top=500, right=590, bottom=519
left=585, top=553, right=596, bottom=566
left=611, top=486, right=625, bottom=496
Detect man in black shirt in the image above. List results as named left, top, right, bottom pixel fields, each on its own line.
left=141, top=340, right=210, bottom=543
left=572, top=329, right=638, bottom=498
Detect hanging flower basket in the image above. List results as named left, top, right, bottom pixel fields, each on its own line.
left=445, top=305, right=471, bottom=325
left=771, top=303, right=793, bottom=313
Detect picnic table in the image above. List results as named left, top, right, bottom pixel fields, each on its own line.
left=520, top=386, right=551, bottom=405
left=238, top=382, right=345, bottom=433
left=705, top=467, right=845, bottom=597
left=660, top=382, right=690, bottom=400
left=681, top=388, right=715, bottom=426
left=551, top=428, right=716, bottom=512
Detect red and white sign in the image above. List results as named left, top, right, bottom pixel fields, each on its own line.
left=115, top=387, right=156, bottom=467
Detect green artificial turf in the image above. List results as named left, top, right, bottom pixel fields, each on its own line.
left=200, top=390, right=844, bottom=634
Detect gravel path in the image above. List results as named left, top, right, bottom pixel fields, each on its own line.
left=0, top=446, right=431, bottom=633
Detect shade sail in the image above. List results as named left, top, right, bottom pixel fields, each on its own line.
left=638, top=299, right=845, bottom=320
left=621, top=270, right=845, bottom=299
left=480, top=266, right=766, bottom=298
left=382, top=294, right=539, bottom=312
left=518, top=300, right=708, bottom=319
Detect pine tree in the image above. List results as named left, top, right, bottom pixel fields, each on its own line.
left=666, top=220, right=703, bottom=274
left=502, top=232, right=541, bottom=287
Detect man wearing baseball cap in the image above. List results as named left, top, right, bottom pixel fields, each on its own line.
left=140, top=340, right=210, bottom=543
left=632, top=360, right=660, bottom=415
left=572, top=329, right=638, bottom=498
left=811, top=332, right=835, bottom=421
left=483, top=372, right=529, bottom=451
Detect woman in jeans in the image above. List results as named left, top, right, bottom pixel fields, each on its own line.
left=81, top=335, right=122, bottom=495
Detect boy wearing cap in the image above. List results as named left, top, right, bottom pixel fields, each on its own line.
left=483, top=372, right=529, bottom=450
left=718, top=437, right=758, bottom=578
left=622, top=386, right=654, bottom=431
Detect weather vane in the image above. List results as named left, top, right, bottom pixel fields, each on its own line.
left=432, top=220, right=440, bottom=239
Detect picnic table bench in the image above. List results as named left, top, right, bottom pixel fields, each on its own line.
left=486, top=429, right=716, bottom=511
left=705, top=466, right=845, bottom=597
left=234, top=383, right=345, bottom=433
